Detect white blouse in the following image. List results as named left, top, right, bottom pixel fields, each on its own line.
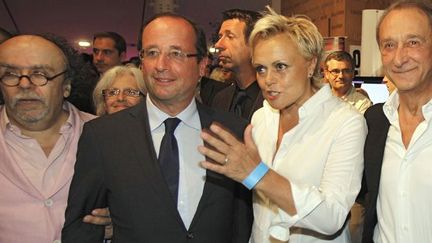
left=251, top=85, right=367, bottom=243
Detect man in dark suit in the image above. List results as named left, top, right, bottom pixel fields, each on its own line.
left=362, top=1, right=432, bottom=242
left=62, top=13, right=252, bottom=243
left=210, top=9, right=264, bottom=121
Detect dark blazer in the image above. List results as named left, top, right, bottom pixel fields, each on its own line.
left=210, top=82, right=264, bottom=121
left=362, top=104, right=390, bottom=243
left=199, top=76, right=230, bottom=106
left=62, top=101, right=253, bottom=243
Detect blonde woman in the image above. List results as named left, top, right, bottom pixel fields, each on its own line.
left=93, top=65, right=146, bottom=115
left=199, top=8, right=367, bottom=243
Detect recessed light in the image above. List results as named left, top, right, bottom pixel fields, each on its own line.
left=78, top=41, right=91, bottom=47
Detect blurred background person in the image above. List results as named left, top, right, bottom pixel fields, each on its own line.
left=324, top=51, right=372, bottom=113
left=209, top=65, right=235, bottom=83
left=92, top=31, right=126, bottom=74
left=93, top=65, right=145, bottom=116
left=210, top=9, right=264, bottom=120
left=199, top=8, right=367, bottom=243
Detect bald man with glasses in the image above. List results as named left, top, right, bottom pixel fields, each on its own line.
left=0, top=34, right=112, bottom=243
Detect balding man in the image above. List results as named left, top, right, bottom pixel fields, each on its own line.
left=0, top=34, right=110, bottom=243
left=62, top=13, right=252, bottom=243
left=363, top=1, right=432, bottom=242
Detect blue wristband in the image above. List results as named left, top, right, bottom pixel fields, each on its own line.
left=242, top=162, right=269, bottom=190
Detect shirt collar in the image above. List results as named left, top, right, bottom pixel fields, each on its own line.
left=146, top=95, right=200, bottom=132
left=340, top=85, right=355, bottom=99
left=384, top=91, right=432, bottom=122
left=298, top=84, right=328, bottom=120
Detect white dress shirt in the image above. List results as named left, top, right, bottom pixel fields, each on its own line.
left=374, top=92, right=432, bottom=243
left=146, top=96, right=206, bottom=229
left=250, top=85, right=367, bottom=243
left=340, top=85, right=372, bottom=114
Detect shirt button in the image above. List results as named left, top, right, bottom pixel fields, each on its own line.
left=402, top=225, right=408, bottom=231
left=186, top=232, right=194, bottom=239
left=44, top=199, right=54, bottom=207
left=53, top=240, right=61, bottom=243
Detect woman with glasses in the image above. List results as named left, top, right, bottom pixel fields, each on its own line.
left=198, top=8, right=367, bottom=243
left=93, top=65, right=146, bottom=115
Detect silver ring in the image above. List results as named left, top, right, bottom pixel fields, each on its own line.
left=224, top=156, right=229, bottom=165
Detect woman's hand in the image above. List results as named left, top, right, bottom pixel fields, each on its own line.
left=198, top=123, right=261, bottom=182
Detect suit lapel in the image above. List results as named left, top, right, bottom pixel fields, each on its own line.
left=188, top=103, right=228, bottom=228
left=127, top=101, right=186, bottom=228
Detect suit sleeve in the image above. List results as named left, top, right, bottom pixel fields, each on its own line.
left=232, top=182, right=253, bottom=242
left=62, top=123, right=107, bottom=242
left=230, top=119, right=254, bottom=243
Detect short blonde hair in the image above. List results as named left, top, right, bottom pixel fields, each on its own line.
left=249, top=7, right=324, bottom=86
left=92, top=65, right=146, bottom=116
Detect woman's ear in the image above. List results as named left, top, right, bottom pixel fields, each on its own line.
left=308, top=57, right=318, bottom=76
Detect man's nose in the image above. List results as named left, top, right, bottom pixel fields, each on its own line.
left=214, top=37, right=225, bottom=51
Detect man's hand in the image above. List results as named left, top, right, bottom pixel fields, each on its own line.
left=83, top=208, right=112, bottom=239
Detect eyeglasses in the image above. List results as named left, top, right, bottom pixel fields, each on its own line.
left=0, top=70, right=67, bottom=87
left=102, top=88, right=141, bottom=98
left=327, top=68, right=354, bottom=76
left=139, top=48, right=198, bottom=63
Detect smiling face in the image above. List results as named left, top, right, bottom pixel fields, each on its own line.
left=0, top=35, right=70, bottom=131
left=252, top=34, right=316, bottom=113
left=104, top=73, right=142, bottom=114
left=140, top=16, right=206, bottom=115
left=379, top=7, right=432, bottom=94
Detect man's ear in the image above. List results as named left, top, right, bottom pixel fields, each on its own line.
left=63, top=81, right=72, bottom=98
left=120, top=51, right=126, bottom=62
left=198, top=56, right=209, bottom=77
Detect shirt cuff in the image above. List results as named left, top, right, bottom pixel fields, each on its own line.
left=269, top=182, right=324, bottom=241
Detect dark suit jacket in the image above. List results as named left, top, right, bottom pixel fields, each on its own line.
left=199, top=77, right=230, bottom=106
left=362, top=104, right=390, bottom=243
left=62, top=101, right=253, bottom=243
left=210, top=82, right=264, bottom=121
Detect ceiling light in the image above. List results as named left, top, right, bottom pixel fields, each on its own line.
left=78, top=41, right=91, bottom=47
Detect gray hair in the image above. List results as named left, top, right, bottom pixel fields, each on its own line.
left=92, top=66, right=146, bottom=116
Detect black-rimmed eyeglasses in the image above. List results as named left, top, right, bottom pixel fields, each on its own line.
left=0, top=70, right=67, bottom=87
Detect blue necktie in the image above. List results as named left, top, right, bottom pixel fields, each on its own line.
left=159, top=118, right=181, bottom=205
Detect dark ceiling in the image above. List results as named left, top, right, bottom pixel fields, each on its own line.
left=0, top=0, right=270, bottom=59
